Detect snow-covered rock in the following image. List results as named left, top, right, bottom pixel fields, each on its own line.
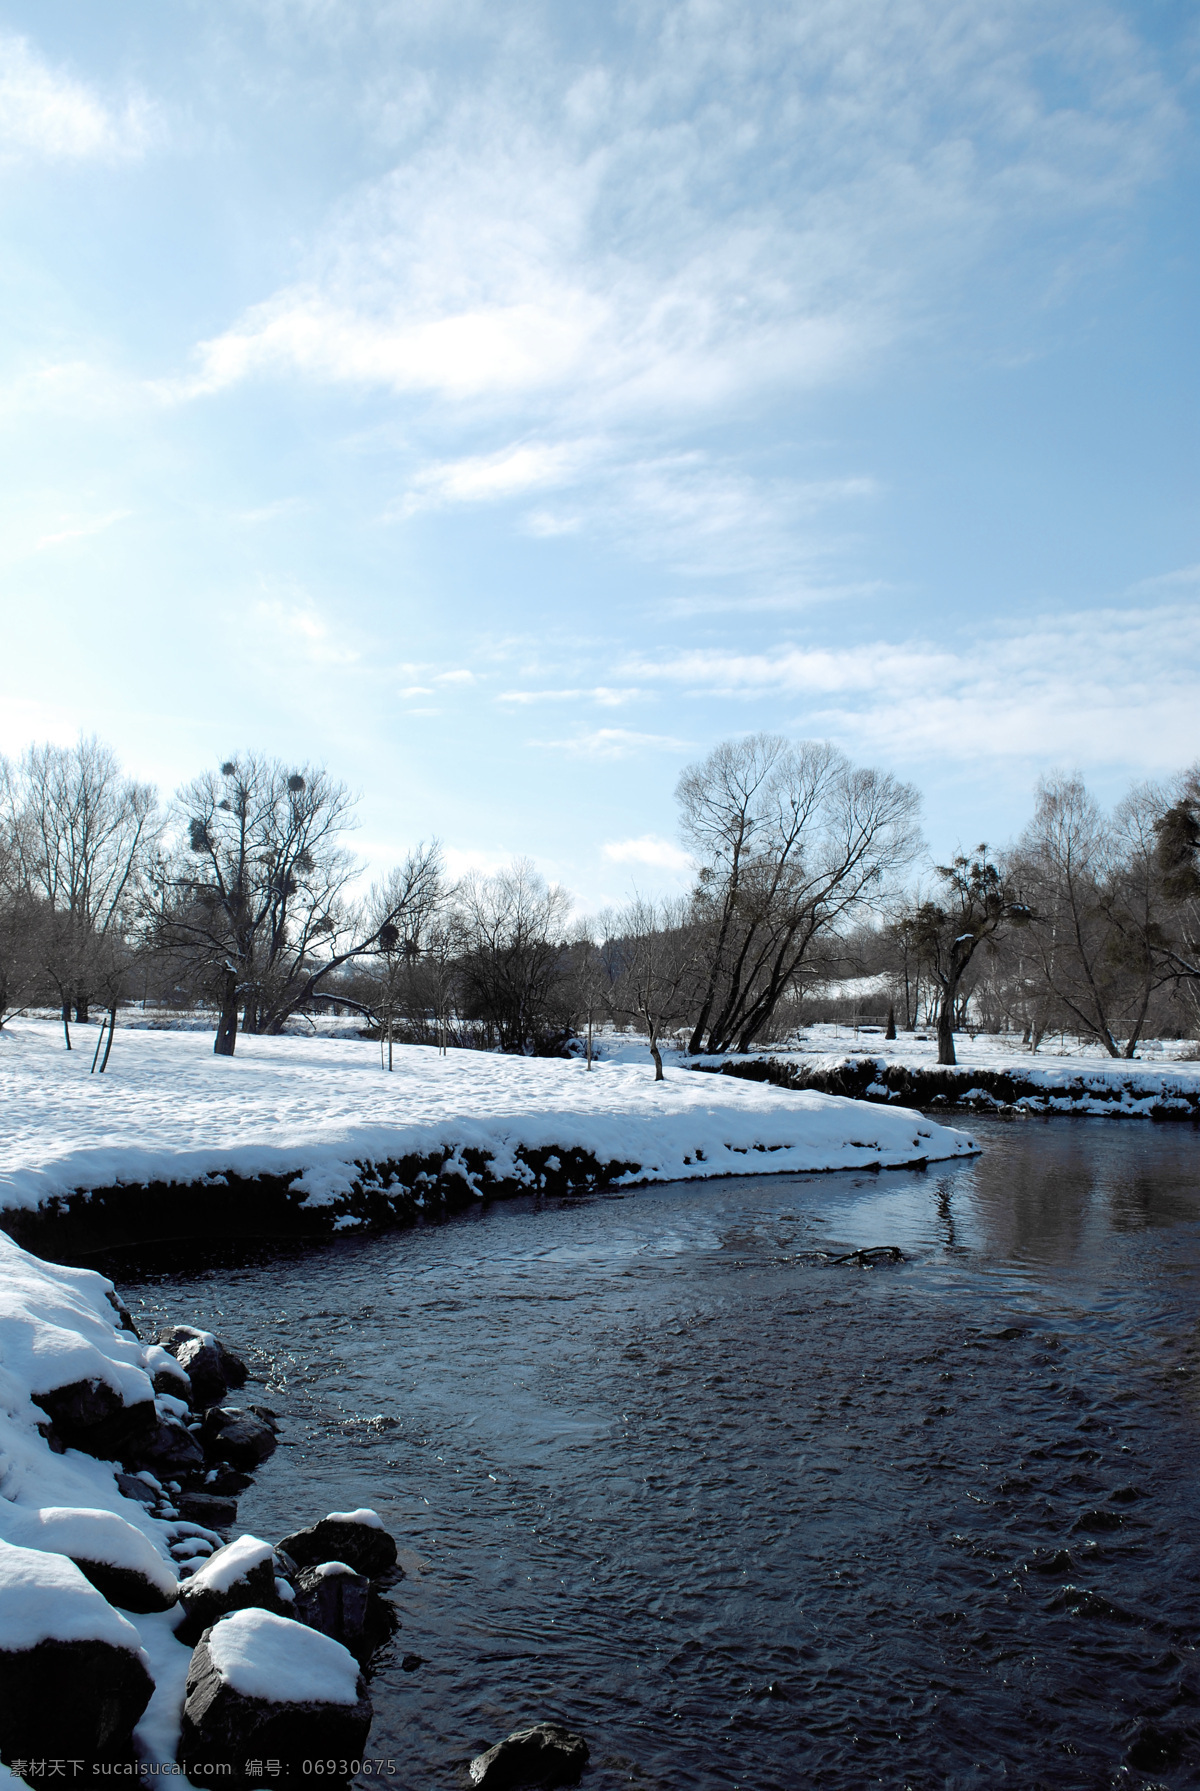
left=0, top=1538, right=155, bottom=1760
left=293, top=1561, right=371, bottom=1651
left=179, top=1609, right=371, bottom=1781
left=278, top=1510, right=397, bottom=1579
left=177, top=1535, right=281, bottom=1638
left=0, top=1504, right=178, bottom=1613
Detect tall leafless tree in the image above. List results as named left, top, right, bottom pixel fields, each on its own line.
left=2, top=737, right=157, bottom=1033
left=679, top=735, right=921, bottom=1054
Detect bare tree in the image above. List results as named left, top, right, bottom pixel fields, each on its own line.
left=605, top=897, right=700, bottom=1079
left=151, top=755, right=442, bottom=1054
left=3, top=736, right=157, bottom=1031
left=1013, top=775, right=1127, bottom=1055
left=455, top=860, right=572, bottom=1053
left=679, top=735, right=921, bottom=1054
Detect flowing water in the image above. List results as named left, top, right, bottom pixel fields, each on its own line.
left=106, top=1116, right=1200, bottom=1790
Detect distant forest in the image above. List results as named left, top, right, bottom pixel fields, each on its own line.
left=2, top=734, right=1198, bottom=1071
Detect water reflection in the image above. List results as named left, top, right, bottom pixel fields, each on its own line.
left=109, top=1115, right=1200, bottom=1790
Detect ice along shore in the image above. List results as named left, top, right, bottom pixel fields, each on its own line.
left=0, top=1020, right=977, bottom=1255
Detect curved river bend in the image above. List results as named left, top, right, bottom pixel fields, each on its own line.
left=108, top=1116, right=1200, bottom=1790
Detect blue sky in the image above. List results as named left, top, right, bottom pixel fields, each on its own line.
left=0, top=0, right=1196, bottom=907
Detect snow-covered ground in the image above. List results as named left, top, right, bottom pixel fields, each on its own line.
left=664, top=1025, right=1200, bottom=1118
left=0, top=1018, right=977, bottom=1220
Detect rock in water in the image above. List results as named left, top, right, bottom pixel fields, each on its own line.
left=293, top=1562, right=371, bottom=1649
left=0, top=1540, right=154, bottom=1760
left=179, top=1608, right=372, bottom=1786
left=157, top=1325, right=248, bottom=1390
left=174, top=1337, right=232, bottom=1409
left=202, top=1406, right=278, bottom=1470
left=177, top=1535, right=282, bottom=1640
left=278, top=1510, right=398, bottom=1579
left=469, top=1722, right=590, bottom=1788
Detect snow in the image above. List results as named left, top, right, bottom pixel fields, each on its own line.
left=0, top=1234, right=200, bottom=1765
left=0, top=1537, right=149, bottom=1653
left=0, top=1020, right=977, bottom=1220
left=326, top=1508, right=382, bottom=1529
left=204, top=1608, right=361, bottom=1706
left=0, top=1505, right=178, bottom=1602
left=182, top=1534, right=273, bottom=1595
left=693, top=1024, right=1200, bottom=1116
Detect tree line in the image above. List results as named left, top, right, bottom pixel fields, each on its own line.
left=1, top=735, right=1197, bottom=1071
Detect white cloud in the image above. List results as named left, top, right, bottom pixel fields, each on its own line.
left=33, top=509, right=131, bottom=551
left=171, top=0, right=1176, bottom=424
left=396, top=441, right=592, bottom=516
left=626, top=602, right=1200, bottom=771
left=498, top=686, right=642, bottom=707
left=0, top=34, right=153, bottom=163
left=603, top=834, right=693, bottom=872
left=254, top=597, right=359, bottom=667
left=533, top=727, right=693, bottom=760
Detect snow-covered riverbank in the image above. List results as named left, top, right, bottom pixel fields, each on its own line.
left=681, top=1027, right=1200, bottom=1118
left=0, top=1020, right=976, bottom=1248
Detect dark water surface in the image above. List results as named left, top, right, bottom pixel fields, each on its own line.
left=111, top=1117, right=1200, bottom=1790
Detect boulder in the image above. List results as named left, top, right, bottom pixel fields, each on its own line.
left=468, top=1722, right=590, bottom=1788
left=127, top=1414, right=206, bottom=1477
left=116, top=1473, right=159, bottom=1509
left=179, top=1609, right=372, bottom=1786
left=202, top=1407, right=278, bottom=1471
left=0, top=1540, right=153, bottom=1761
left=278, top=1510, right=397, bottom=1580
left=177, top=1535, right=283, bottom=1641
left=178, top=1492, right=239, bottom=1529
left=174, top=1338, right=231, bottom=1409
left=158, top=1326, right=248, bottom=1390
left=293, top=1562, right=371, bottom=1650
left=145, top=1344, right=191, bottom=1397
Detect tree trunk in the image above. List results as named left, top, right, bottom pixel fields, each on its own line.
left=936, top=990, right=957, bottom=1065
left=99, top=1003, right=117, bottom=1073
left=214, top=969, right=239, bottom=1056
left=885, top=1004, right=896, bottom=1041
left=242, top=995, right=259, bottom=1036
left=648, top=1026, right=664, bottom=1081
left=75, top=995, right=89, bottom=1024
left=586, top=1008, right=593, bottom=1069
left=62, top=999, right=72, bottom=1050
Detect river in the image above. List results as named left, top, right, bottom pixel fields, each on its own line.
left=105, top=1115, right=1200, bottom=1789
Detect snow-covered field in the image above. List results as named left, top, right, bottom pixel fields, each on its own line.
left=0, top=1018, right=977, bottom=1220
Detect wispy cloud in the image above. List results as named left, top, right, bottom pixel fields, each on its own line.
left=171, top=0, right=1177, bottom=425
left=626, top=601, right=1200, bottom=770
left=34, top=509, right=131, bottom=551
left=395, top=440, right=594, bottom=516
left=0, top=34, right=154, bottom=163
left=498, top=686, right=642, bottom=707
left=603, top=834, right=692, bottom=872
left=532, top=726, right=694, bottom=761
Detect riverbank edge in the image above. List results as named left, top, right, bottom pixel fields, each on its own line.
left=690, top=1053, right=1200, bottom=1118
left=0, top=1132, right=963, bottom=1260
